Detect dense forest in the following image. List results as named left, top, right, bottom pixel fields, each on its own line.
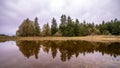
left=16, top=14, right=120, bottom=37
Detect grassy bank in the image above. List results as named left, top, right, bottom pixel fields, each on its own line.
left=0, top=35, right=120, bottom=42
left=0, top=36, right=16, bottom=42
left=17, top=35, right=120, bottom=42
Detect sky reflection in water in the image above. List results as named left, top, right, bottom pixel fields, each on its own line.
left=0, top=40, right=120, bottom=68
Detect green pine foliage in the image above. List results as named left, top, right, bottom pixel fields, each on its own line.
left=41, top=23, right=51, bottom=36
left=16, top=15, right=120, bottom=37
left=51, top=18, right=58, bottom=36
left=34, top=17, right=40, bottom=36
left=59, top=14, right=67, bottom=36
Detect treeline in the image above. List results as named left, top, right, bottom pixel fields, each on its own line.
left=16, top=14, right=120, bottom=36
left=16, top=17, right=40, bottom=36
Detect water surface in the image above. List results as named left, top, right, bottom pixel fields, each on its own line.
left=0, top=40, right=120, bottom=68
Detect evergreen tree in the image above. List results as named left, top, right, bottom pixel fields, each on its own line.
left=42, top=23, right=51, bottom=36
left=74, top=19, right=80, bottom=36
left=51, top=18, right=58, bottom=36
left=66, top=16, right=75, bottom=36
left=34, top=17, right=40, bottom=36
left=59, top=14, right=67, bottom=36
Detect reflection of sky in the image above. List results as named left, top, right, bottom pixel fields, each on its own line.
left=0, top=0, right=120, bottom=35
left=0, top=41, right=120, bottom=68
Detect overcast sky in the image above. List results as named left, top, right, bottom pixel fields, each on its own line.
left=0, top=0, right=120, bottom=35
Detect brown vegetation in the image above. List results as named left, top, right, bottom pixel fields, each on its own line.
left=17, top=35, right=120, bottom=42
left=0, top=36, right=16, bottom=42
left=0, top=35, right=120, bottom=42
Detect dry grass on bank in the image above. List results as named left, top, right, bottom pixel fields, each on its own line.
left=0, top=36, right=16, bottom=42
left=0, top=35, right=120, bottom=42
left=17, top=35, right=120, bottom=42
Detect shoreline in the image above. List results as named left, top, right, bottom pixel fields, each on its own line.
left=0, top=35, right=120, bottom=43
left=17, top=35, right=120, bottom=43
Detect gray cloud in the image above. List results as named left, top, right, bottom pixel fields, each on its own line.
left=0, top=0, right=120, bottom=35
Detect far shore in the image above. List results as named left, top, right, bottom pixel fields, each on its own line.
left=0, top=35, right=120, bottom=43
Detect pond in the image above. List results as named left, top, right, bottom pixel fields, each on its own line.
left=0, top=40, right=120, bottom=68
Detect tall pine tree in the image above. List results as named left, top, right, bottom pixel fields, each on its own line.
left=59, top=14, right=67, bottom=36
left=42, top=23, right=51, bottom=36
left=51, top=18, right=58, bottom=36
left=34, top=17, right=40, bottom=36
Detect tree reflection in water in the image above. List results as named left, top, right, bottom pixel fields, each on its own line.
left=16, top=40, right=120, bottom=61
left=16, top=41, right=40, bottom=59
